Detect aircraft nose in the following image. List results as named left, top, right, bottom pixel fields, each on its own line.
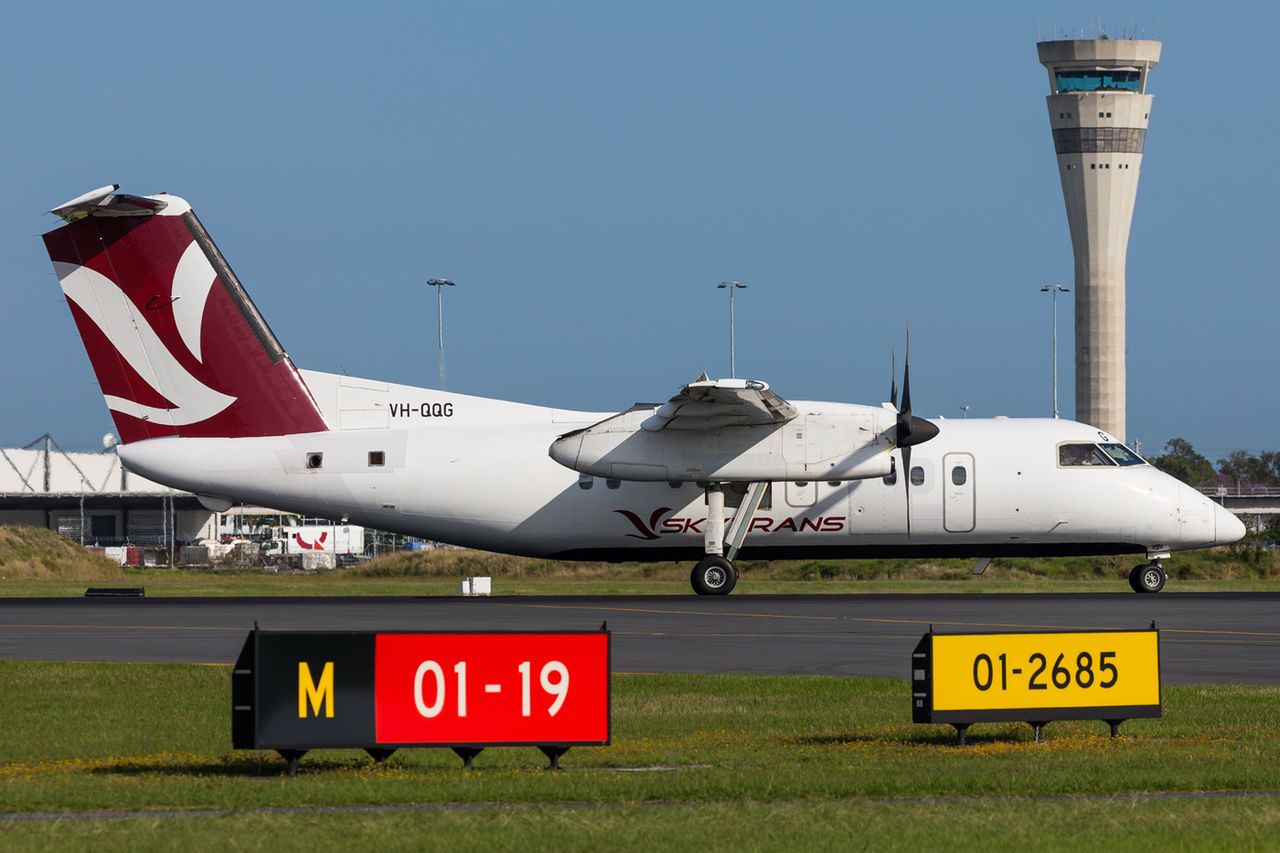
left=1215, top=502, right=1246, bottom=545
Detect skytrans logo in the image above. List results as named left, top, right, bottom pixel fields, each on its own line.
left=614, top=508, right=846, bottom=540
left=52, top=241, right=237, bottom=426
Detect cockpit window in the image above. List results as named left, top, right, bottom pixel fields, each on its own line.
left=1058, top=443, right=1116, bottom=467
left=1100, top=443, right=1146, bottom=466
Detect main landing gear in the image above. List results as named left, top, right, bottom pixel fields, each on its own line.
left=1128, top=562, right=1167, bottom=594
left=688, top=481, right=767, bottom=596
left=691, top=555, right=738, bottom=595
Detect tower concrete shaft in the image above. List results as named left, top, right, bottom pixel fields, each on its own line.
left=1038, top=38, right=1160, bottom=441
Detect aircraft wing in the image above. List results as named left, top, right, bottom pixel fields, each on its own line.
left=640, top=375, right=797, bottom=432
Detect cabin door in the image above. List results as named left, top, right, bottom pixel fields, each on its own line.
left=942, top=452, right=975, bottom=533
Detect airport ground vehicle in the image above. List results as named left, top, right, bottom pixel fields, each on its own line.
left=258, top=524, right=364, bottom=566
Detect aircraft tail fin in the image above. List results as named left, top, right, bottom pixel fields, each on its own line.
left=42, top=185, right=329, bottom=444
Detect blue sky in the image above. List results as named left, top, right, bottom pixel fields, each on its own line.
left=2, top=1, right=1276, bottom=460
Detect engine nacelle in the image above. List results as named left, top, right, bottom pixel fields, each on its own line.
left=549, top=404, right=895, bottom=482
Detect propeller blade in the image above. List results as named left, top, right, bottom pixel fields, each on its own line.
left=900, top=337, right=912, bottom=423
left=902, top=445, right=912, bottom=536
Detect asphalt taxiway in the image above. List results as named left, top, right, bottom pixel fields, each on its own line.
left=1, top=593, right=1276, bottom=683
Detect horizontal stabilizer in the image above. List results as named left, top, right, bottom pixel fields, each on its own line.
left=50, top=184, right=171, bottom=222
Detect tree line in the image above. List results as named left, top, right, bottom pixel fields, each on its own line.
left=1150, top=439, right=1280, bottom=489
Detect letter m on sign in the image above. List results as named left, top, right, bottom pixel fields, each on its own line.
left=298, top=661, right=335, bottom=718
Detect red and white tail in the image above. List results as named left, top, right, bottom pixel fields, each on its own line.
left=42, top=185, right=329, bottom=444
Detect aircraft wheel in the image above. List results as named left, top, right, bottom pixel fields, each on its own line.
left=691, top=556, right=737, bottom=596
left=1127, top=565, right=1143, bottom=593
left=1131, top=563, right=1166, bottom=594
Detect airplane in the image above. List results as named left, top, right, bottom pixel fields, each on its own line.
left=40, top=185, right=1246, bottom=595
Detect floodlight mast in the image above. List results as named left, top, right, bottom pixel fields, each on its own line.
left=1040, top=284, right=1070, bottom=418
left=427, top=278, right=456, bottom=390
left=716, top=281, right=747, bottom=378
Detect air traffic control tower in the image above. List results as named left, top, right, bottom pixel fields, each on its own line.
left=1038, top=38, right=1161, bottom=441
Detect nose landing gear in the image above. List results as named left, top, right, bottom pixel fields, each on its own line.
left=1128, top=562, right=1167, bottom=594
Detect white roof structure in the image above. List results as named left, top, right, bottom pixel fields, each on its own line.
left=0, top=436, right=176, bottom=495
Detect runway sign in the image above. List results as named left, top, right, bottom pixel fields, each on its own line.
left=233, top=629, right=609, bottom=766
left=911, top=628, right=1160, bottom=740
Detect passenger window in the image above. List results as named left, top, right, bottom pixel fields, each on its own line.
left=910, top=466, right=925, bottom=486
left=952, top=466, right=966, bottom=486
left=305, top=453, right=323, bottom=470
left=606, top=479, right=621, bottom=490
left=368, top=451, right=385, bottom=467
left=1058, top=443, right=1115, bottom=467
left=578, top=474, right=594, bottom=490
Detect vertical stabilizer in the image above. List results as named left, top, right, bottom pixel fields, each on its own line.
left=43, top=186, right=329, bottom=443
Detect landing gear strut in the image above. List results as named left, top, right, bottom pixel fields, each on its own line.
left=1128, top=562, right=1167, bottom=594
left=691, top=555, right=738, bottom=595
left=688, top=481, right=762, bottom=595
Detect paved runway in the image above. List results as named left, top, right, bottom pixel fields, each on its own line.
left=0, top=593, right=1276, bottom=683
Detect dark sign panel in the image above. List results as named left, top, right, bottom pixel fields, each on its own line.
left=255, top=633, right=376, bottom=748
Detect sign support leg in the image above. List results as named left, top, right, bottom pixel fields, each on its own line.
left=277, top=749, right=307, bottom=776
left=366, top=748, right=397, bottom=763
left=452, top=746, right=483, bottom=770
left=539, top=746, right=569, bottom=771
left=1030, top=722, right=1047, bottom=743
left=1106, top=719, right=1124, bottom=738
left=953, top=724, right=969, bottom=746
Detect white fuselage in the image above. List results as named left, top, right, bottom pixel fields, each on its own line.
left=117, top=371, right=1242, bottom=562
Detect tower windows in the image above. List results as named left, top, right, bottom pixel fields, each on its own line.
left=1052, top=127, right=1146, bottom=155
left=1055, top=70, right=1139, bottom=93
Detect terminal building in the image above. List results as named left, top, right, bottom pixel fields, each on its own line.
left=1038, top=37, right=1161, bottom=441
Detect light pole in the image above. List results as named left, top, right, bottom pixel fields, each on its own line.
left=717, top=281, right=747, bottom=378
left=1040, top=284, right=1070, bottom=418
left=960, top=405, right=970, bottom=419
left=427, top=278, right=455, bottom=389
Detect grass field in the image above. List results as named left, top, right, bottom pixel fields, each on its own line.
left=1, top=661, right=1277, bottom=849
left=2, top=526, right=1279, bottom=597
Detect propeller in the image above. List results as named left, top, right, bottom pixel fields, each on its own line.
left=893, top=330, right=940, bottom=535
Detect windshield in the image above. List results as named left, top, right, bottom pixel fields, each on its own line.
left=1100, top=443, right=1146, bottom=466
left=1059, top=443, right=1116, bottom=467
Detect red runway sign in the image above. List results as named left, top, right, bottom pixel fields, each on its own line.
left=374, top=633, right=609, bottom=745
